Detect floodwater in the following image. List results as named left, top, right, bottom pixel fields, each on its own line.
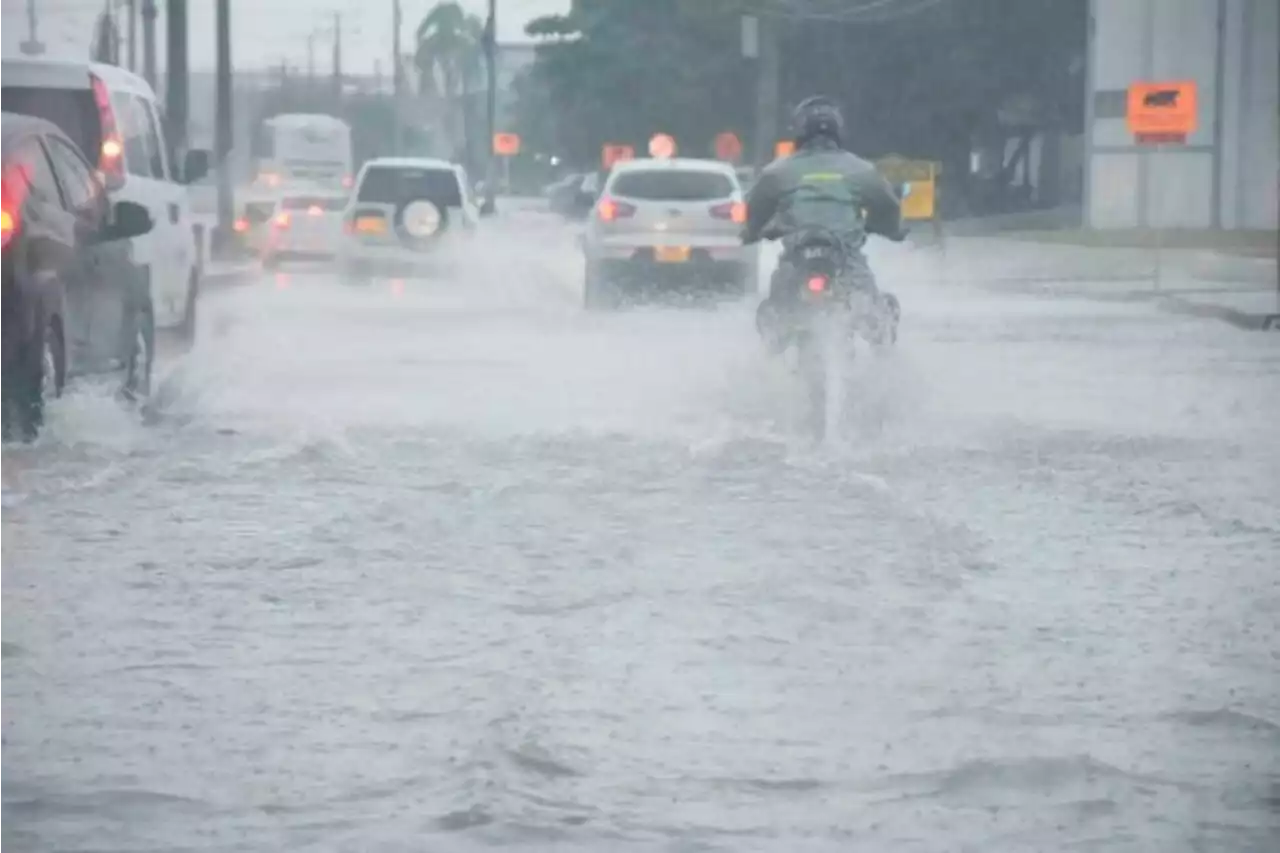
left=4, top=212, right=1279, bottom=852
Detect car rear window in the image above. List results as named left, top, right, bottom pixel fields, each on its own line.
left=280, top=195, right=345, bottom=211
left=242, top=202, right=275, bottom=224
left=610, top=170, right=735, bottom=202
left=356, top=166, right=461, bottom=208
left=1, top=86, right=101, bottom=164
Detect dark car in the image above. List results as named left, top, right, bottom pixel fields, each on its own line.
left=2, top=112, right=155, bottom=441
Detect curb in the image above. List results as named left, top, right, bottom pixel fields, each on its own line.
left=202, top=262, right=260, bottom=289
left=1158, top=295, right=1279, bottom=332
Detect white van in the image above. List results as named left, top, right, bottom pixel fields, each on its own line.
left=1, top=59, right=211, bottom=339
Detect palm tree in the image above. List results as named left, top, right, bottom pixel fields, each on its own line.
left=414, top=1, right=485, bottom=163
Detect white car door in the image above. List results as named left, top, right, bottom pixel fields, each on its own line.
left=112, top=91, right=186, bottom=327
left=139, top=97, right=193, bottom=328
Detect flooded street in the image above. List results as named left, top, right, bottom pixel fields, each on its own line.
left=4, top=216, right=1279, bottom=852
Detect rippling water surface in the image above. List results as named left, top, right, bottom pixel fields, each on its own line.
left=4, top=216, right=1279, bottom=852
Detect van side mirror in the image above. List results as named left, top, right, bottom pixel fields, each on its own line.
left=104, top=200, right=154, bottom=240
left=183, top=149, right=211, bottom=184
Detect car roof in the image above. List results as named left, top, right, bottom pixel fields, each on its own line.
left=0, top=108, right=63, bottom=137
left=1, top=111, right=66, bottom=148
left=608, top=157, right=738, bottom=176
left=266, top=113, right=349, bottom=127
left=0, top=57, right=158, bottom=100
left=362, top=157, right=458, bottom=172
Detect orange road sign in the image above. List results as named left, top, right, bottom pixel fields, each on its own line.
left=714, top=131, right=743, bottom=162
left=1127, top=81, right=1197, bottom=142
left=601, top=143, right=634, bottom=169
left=493, top=132, right=521, bottom=156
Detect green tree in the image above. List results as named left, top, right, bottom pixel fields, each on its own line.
left=414, top=1, right=486, bottom=163
left=518, top=0, right=761, bottom=168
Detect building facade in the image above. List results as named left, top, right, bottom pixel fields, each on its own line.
left=1085, top=0, right=1277, bottom=230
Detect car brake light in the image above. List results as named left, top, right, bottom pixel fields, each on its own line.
left=807, top=275, right=827, bottom=293
left=233, top=217, right=249, bottom=232
left=597, top=197, right=636, bottom=222
left=1, top=208, right=15, bottom=249
left=711, top=201, right=748, bottom=224
left=274, top=212, right=290, bottom=228
left=90, top=74, right=125, bottom=187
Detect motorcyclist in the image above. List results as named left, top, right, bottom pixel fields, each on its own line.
left=742, top=95, right=906, bottom=352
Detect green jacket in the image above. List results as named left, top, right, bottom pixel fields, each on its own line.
left=743, top=138, right=903, bottom=255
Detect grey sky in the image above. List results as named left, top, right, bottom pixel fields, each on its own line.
left=2, top=0, right=568, bottom=72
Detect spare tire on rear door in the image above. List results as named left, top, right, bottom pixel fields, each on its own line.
left=395, top=198, right=449, bottom=249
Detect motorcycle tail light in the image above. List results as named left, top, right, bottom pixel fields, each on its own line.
left=807, top=275, right=827, bottom=293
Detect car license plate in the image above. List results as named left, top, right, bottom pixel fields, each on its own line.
left=655, top=245, right=690, bottom=263
left=355, top=217, right=385, bottom=234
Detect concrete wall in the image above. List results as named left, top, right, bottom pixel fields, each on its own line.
left=1085, top=0, right=1278, bottom=230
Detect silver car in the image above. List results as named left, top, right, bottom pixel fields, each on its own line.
left=581, top=157, right=758, bottom=309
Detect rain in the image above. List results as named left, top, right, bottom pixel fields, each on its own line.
left=3, top=1, right=1279, bottom=851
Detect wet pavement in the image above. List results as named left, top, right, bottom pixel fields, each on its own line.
left=4, top=214, right=1279, bottom=852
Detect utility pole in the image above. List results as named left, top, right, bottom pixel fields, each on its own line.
left=141, top=0, right=157, bottom=88
left=480, top=0, right=497, bottom=215
left=307, top=32, right=316, bottom=91
left=215, top=0, right=233, bottom=247
left=126, top=0, right=137, bottom=71
left=165, top=0, right=188, bottom=154
left=21, top=0, right=46, bottom=55
left=332, top=12, right=343, bottom=103
left=391, top=0, right=401, bottom=153
left=749, top=14, right=780, bottom=171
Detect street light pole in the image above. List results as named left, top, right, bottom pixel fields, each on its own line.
left=480, top=0, right=497, bottom=215
left=215, top=0, right=233, bottom=246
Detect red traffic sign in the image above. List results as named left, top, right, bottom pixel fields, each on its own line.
left=492, top=132, right=521, bottom=156
left=714, top=131, right=743, bottom=163
left=601, top=143, right=635, bottom=169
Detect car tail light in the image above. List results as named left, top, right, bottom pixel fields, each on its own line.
left=233, top=217, right=249, bottom=233
left=711, top=201, right=747, bottom=224
left=1, top=207, right=15, bottom=250
left=807, top=275, right=828, bottom=293
left=597, top=197, right=636, bottom=222
left=273, top=211, right=291, bottom=228
left=90, top=74, right=125, bottom=188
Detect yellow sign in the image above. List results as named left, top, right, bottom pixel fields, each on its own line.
left=875, top=155, right=939, bottom=220
left=901, top=180, right=936, bottom=221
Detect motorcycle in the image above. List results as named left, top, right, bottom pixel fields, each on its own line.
left=752, top=191, right=909, bottom=440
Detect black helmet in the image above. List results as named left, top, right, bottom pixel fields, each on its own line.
left=792, top=95, right=844, bottom=147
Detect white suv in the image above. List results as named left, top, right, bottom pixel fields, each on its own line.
left=339, top=157, right=483, bottom=282
left=1, top=58, right=211, bottom=340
